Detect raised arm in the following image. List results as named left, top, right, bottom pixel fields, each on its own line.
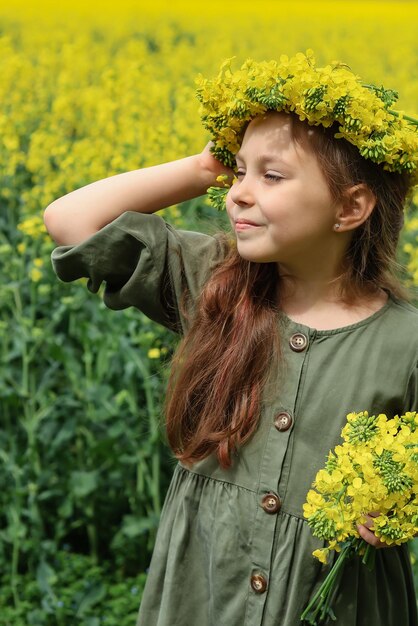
left=43, top=143, right=234, bottom=246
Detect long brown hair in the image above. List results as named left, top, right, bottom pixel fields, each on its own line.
left=164, top=112, right=413, bottom=469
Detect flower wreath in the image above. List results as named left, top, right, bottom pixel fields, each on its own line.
left=195, top=50, right=418, bottom=210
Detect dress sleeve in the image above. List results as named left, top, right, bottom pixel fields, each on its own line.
left=50, top=211, right=225, bottom=334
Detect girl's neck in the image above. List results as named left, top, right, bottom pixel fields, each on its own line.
left=278, top=278, right=389, bottom=331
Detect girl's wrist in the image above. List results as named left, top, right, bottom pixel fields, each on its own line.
left=194, top=150, right=235, bottom=192
left=193, top=155, right=220, bottom=192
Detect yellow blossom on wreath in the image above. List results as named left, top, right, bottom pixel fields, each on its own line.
left=195, top=50, right=418, bottom=211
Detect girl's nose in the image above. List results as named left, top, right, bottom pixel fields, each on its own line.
left=229, top=175, right=254, bottom=207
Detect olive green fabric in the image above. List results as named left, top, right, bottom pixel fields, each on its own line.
left=51, top=211, right=418, bottom=626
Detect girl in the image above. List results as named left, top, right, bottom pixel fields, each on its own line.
left=44, top=55, right=418, bottom=625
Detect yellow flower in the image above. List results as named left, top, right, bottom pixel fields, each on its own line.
left=17, top=216, right=46, bottom=238
left=312, top=548, right=329, bottom=565
left=30, top=268, right=43, bottom=282
left=352, top=477, right=363, bottom=489
left=148, top=348, right=161, bottom=359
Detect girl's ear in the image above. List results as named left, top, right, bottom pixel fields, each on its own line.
left=336, top=184, right=376, bottom=231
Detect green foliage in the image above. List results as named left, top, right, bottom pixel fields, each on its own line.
left=0, top=178, right=224, bottom=622
left=0, top=550, right=147, bottom=625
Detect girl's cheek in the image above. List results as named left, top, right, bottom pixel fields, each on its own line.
left=225, top=191, right=234, bottom=218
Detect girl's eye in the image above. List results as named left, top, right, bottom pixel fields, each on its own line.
left=264, top=173, right=283, bottom=181
left=235, top=170, right=283, bottom=182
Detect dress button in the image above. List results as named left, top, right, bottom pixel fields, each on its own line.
left=289, top=332, right=308, bottom=352
left=274, top=411, right=293, bottom=432
left=250, top=573, right=268, bottom=594
left=261, top=492, right=281, bottom=514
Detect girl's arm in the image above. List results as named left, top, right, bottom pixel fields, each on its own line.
left=43, top=143, right=233, bottom=246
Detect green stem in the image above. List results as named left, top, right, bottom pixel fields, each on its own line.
left=387, top=109, right=418, bottom=126
left=335, top=485, right=347, bottom=504
left=11, top=532, right=20, bottom=608
left=130, top=351, right=161, bottom=516
left=151, top=451, right=161, bottom=516
left=21, top=337, right=29, bottom=398
left=13, top=283, right=23, bottom=316
left=86, top=504, right=98, bottom=564
left=361, top=542, right=376, bottom=571
left=301, top=542, right=352, bottom=623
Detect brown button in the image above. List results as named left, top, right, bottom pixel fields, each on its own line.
left=274, top=411, right=293, bottom=432
left=250, top=573, right=268, bottom=594
left=261, top=492, right=281, bottom=514
left=289, top=332, right=308, bottom=352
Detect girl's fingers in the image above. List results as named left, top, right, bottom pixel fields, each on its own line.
left=362, top=513, right=375, bottom=529
left=357, top=512, right=388, bottom=548
left=357, top=523, right=387, bottom=548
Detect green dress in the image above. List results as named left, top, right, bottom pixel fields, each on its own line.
left=51, top=211, right=418, bottom=626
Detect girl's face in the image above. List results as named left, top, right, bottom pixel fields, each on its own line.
left=226, top=112, right=342, bottom=269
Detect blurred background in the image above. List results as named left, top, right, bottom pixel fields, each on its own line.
left=1, top=1, right=418, bottom=624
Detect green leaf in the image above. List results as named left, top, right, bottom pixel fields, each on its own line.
left=82, top=618, right=101, bottom=626
left=75, top=581, right=107, bottom=616
left=36, top=559, right=57, bottom=595
left=121, top=514, right=159, bottom=538
left=70, top=470, right=99, bottom=498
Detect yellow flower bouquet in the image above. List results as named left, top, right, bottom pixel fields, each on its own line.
left=301, top=410, right=418, bottom=624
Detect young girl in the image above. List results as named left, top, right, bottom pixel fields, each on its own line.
left=45, top=54, right=418, bottom=625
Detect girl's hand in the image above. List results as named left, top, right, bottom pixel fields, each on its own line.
left=357, top=511, right=388, bottom=549
left=198, top=141, right=236, bottom=187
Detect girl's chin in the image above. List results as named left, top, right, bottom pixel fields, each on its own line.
left=235, top=246, right=280, bottom=264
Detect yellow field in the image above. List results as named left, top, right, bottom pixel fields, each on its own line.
left=2, top=0, right=418, bottom=280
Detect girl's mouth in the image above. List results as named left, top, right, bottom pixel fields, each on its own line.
left=234, top=219, right=261, bottom=231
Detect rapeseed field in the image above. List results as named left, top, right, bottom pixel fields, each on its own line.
left=2, top=0, right=418, bottom=278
